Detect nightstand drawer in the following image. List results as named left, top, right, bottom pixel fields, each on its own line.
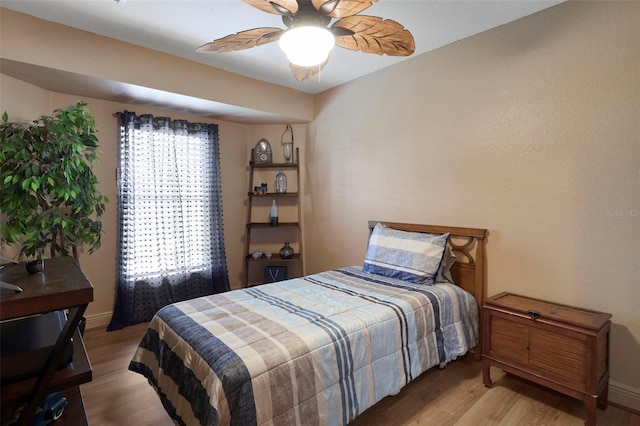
left=488, top=316, right=530, bottom=364
left=529, top=327, right=587, bottom=386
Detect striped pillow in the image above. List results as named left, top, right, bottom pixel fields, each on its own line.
left=363, top=224, right=449, bottom=285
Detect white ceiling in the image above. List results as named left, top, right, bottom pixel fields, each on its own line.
left=1, top=0, right=564, bottom=121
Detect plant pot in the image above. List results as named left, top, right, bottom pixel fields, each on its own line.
left=26, top=259, right=45, bottom=274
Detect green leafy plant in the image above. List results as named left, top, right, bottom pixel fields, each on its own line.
left=0, top=101, right=108, bottom=261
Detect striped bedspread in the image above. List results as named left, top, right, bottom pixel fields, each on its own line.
left=130, top=266, right=479, bottom=426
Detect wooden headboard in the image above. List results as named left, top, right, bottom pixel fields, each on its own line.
left=368, top=221, right=488, bottom=358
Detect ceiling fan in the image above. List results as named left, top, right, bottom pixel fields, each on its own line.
left=196, top=0, right=415, bottom=82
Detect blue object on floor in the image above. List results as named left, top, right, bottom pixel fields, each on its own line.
left=32, top=392, right=67, bottom=425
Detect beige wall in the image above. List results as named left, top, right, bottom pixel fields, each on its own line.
left=0, top=74, right=250, bottom=323
left=0, top=8, right=314, bottom=123
left=308, top=1, right=639, bottom=409
left=1, top=0, right=638, bottom=410
left=0, top=9, right=309, bottom=323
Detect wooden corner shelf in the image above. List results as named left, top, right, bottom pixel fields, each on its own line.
left=244, top=147, right=304, bottom=286
left=249, top=161, right=298, bottom=169
left=249, top=192, right=299, bottom=198
left=246, top=253, right=301, bottom=262
left=247, top=222, right=300, bottom=229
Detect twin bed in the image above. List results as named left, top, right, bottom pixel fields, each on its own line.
left=130, top=222, right=487, bottom=425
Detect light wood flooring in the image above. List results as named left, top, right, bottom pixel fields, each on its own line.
left=81, top=323, right=639, bottom=425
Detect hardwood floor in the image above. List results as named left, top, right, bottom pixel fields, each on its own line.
left=81, top=323, right=173, bottom=426
left=81, top=324, right=639, bottom=425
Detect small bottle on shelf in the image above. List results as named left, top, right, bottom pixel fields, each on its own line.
left=270, top=200, right=278, bottom=226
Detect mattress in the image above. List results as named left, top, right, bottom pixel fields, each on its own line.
left=130, top=266, right=479, bottom=426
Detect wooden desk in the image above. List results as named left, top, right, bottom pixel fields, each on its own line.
left=1, top=257, right=93, bottom=425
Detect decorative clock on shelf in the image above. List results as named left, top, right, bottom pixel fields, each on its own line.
left=253, top=138, right=272, bottom=163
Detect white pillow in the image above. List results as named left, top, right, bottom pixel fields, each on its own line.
left=436, top=243, right=456, bottom=283
left=363, top=224, right=448, bottom=285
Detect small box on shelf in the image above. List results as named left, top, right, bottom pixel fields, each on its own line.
left=264, top=266, right=287, bottom=283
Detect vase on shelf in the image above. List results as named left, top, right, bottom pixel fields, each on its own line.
left=275, top=170, right=287, bottom=194
left=279, top=242, right=294, bottom=259
left=281, top=124, right=294, bottom=163
left=283, top=144, right=292, bottom=163
left=270, top=200, right=278, bottom=226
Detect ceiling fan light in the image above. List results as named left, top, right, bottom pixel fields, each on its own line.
left=279, top=26, right=335, bottom=67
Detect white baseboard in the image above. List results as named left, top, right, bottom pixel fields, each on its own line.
left=609, top=380, right=640, bottom=412
left=84, top=311, right=113, bottom=330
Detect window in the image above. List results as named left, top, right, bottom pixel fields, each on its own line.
left=108, top=112, right=229, bottom=330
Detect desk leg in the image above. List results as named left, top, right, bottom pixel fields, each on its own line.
left=17, top=304, right=87, bottom=426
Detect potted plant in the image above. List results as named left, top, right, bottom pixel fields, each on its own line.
left=0, top=101, right=108, bottom=270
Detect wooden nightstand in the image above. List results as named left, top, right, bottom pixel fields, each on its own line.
left=482, top=292, right=611, bottom=426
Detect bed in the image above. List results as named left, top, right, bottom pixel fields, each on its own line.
left=130, top=222, right=487, bottom=425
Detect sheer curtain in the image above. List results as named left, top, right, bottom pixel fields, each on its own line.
left=108, top=112, right=229, bottom=331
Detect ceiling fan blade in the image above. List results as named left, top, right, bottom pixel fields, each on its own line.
left=290, top=58, right=329, bottom=82
left=196, top=28, right=284, bottom=53
left=243, top=0, right=298, bottom=15
left=312, top=0, right=377, bottom=18
left=333, top=15, right=415, bottom=56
